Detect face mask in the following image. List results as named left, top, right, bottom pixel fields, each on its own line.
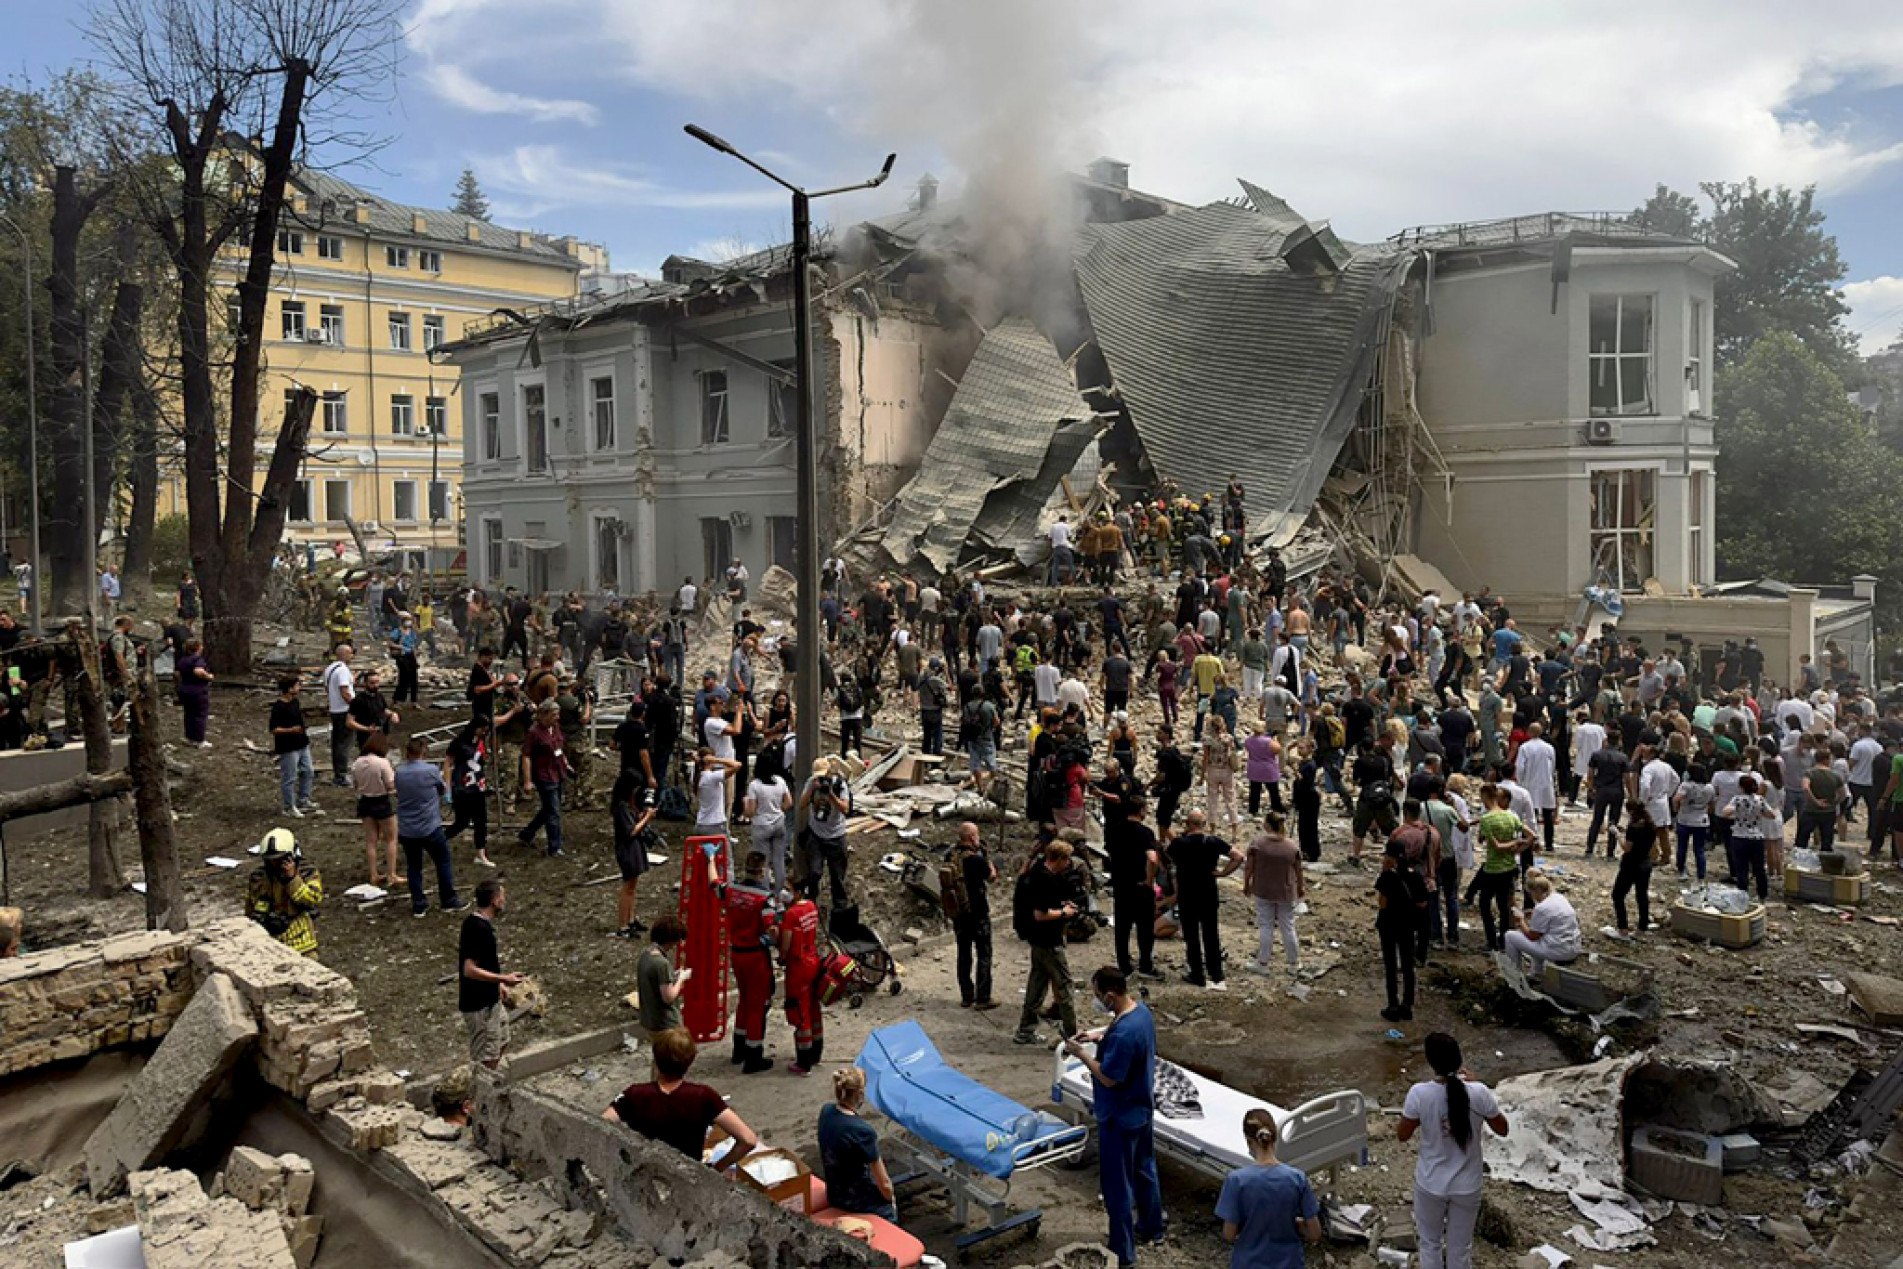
left=1090, top=994, right=1115, bottom=1017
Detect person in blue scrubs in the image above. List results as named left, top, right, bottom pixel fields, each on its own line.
left=1065, top=965, right=1165, bottom=1267
left=1215, top=1108, right=1323, bottom=1268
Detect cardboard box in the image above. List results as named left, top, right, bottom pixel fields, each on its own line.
left=1670, top=902, right=1766, bottom=949
left=735, top=1147, right=813, bottom=1215
left=1785, top=867, right=1871, bottom=905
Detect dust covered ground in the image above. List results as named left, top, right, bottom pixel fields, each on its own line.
left=8, top=637, right=1903, bottom=1265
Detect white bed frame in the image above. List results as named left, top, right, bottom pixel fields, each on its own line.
left=1049, top=1047, right=1369, bottom=1189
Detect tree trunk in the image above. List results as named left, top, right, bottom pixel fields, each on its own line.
left=128, top=651, right=185, bottom=932
left=120, top=378, right=161, bottom=593
left=92, top=224, right=145, bottom=577
left=0, top=769, right=132, bottom=822
left=45, top=166, right=105, bottom=620
left=69, top=623, right=123, bottom=897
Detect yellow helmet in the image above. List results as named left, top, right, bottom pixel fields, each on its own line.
left=260, top=827, right=299, bottom=859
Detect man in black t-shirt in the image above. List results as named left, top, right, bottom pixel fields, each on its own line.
left=951, top=820, right=997, bottom=1009
left=268, top=673, right=314, bottom=816
left=1585, top=744, right=1631, bottom=856
left=1168, top=810, right=1241, bottom=988
left=458, top=880, right=521, bottom=1068
left=1108, top=802, right=1162, bottom=981
left=613, top=699, right=655, bottom=788
left=501, top=589, right=534, bottom=667
left=346, top=670, right=397, bottom=751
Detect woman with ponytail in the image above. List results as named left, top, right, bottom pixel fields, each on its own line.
left=1398, top=1033, right=1511, bottom=1269
left=1214, top=1108, right=1322, bottom=1267
left=817, top=1066, right=896, bottom=1221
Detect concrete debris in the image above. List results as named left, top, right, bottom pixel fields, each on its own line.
left=1847, top=972, right=1903, bottom=1026
left=1486, top=1054, right=1640, bottom=1196
left=130, top=1167, right=296, bottom=1269
left=85, top=971, right=259, bottom=1197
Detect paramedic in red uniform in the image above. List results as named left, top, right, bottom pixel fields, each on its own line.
left=779, top=891, right=824, bottom=1075
left=715, top=849, right=778, bottom=1074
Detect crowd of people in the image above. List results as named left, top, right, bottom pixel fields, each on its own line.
left=228, top=480, right=1903, bottom=1269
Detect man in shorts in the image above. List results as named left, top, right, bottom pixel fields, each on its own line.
left=458, top=879, right=522, bottom=1068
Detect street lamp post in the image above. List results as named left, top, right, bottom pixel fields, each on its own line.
left=0, top=213, right=43, bottom=635
left=684, top=125, right=894, bottom=797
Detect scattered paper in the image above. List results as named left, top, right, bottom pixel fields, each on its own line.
left=130, top=882, right=147, bottom=895
left=204, top=856, right=241, bottom=869
left=1524, top=1245, right=1572, bottom=1268
left=646, top=852, right=668, bottom=867
left=343, top=884, right=388, bottom=901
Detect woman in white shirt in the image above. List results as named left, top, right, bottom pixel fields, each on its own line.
left=744, top=761, right=796, bottom=896
left=1503, top=870, right=1580, bottom=979
left=1672, top=762, right=1716, bottom=880
left=693, top=748, right=742, bottom=869
left=1399, top=1032, right=1510, bottom=1269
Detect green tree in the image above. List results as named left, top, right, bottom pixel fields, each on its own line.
left=451, top=166, right=489, bottom=220
left=1715, top=331, right=1903, bottom=595
left=1630, top=183, right=1703, bottom=239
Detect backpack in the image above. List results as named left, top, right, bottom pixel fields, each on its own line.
left=657, top=782, right=692, bottom=821
left=923, top=676, right=948, bottom=711
left=836, top=679, right=862, bottom=713
left=939, top=855, right=970, bottom=921
left=959, top=698, right=988, bottom=745
left=1318, top=716, right=1346, bottom=751
left=1012, top=869, right=1039, bottom=942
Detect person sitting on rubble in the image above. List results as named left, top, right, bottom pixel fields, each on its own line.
left=1502, top=870, right=1579, bottom=981
left=603, top=1026, right=759, bottom=1172
left=0, top=904, right=22, bottom=956
left=247, top=828, right=323, bottom=957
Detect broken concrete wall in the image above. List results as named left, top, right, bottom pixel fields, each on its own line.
left=131, top=1166, right=297, bottom=1269
left=0, top=928, right=195, bottom=1076
left=85, top=971, right=258, bottom=1195
left=472, top=1076, right=882, bottom=1269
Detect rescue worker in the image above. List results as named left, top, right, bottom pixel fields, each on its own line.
left=325, top=588, right=354, bottom=647
left=247, top=828, right=323, bottom=957
left=779, top=888, right=824, bottom=1076
left=715, top=848, right=779, bottom=1074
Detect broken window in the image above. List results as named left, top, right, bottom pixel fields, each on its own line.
left=289, top=479, right=312, bottom=523
left=323, top=479, right=351, bottom=522
left=767, top=361, right=796, bottom=438
left=523, top=383, right=548, bottom=473
left=768, top=515, right=796, bottom=571
left=594, top=515, right=622, bottom=591
left=591, top=376, right=616, bottom=450
left=480, top=392, right=501, bottom=460
left=700, top=370, right=730, bottom=445
left=701, top=517, right=733, bottom=582
left=388, top=311, right=412, bottom=351
left=1589, top=294, right=1654, bottom=417
left=392, top=479, right=418, bottom=522
left=1590, top=468, right=1656, bottom=592
left=429, top=479, right=451, bottom=522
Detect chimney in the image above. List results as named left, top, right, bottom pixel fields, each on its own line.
left=466, top=223, right=482, bottom=242
left=411, top=213, right=427, bottom=234
left=1853, top=573, right=1878, bottom=603
left=1087, top=157, right=1130, bottom=189
left=915, top=173, right=939, bottom=212
left=348, top=202, right=369, bottom=224
left=517, top=230, right=533, bottom=250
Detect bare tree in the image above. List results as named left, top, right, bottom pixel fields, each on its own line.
left=90, top=0, right=401, bottom=671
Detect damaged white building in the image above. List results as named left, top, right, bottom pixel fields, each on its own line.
left=439, top=164, right=1872, bottom=683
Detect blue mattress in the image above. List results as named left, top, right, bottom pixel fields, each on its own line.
left=857, top=1021, right=1077, bottom=1180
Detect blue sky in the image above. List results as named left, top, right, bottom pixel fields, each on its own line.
left=12, top=0, right=1903, bottom=352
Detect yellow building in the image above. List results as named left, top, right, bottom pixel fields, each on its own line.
left=159, top=168, right=595, bottom=555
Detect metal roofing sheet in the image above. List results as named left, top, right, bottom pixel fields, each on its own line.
left=1073, top=198, right=1412, bottom=538
left=878, top=319, right=1097, bottom=572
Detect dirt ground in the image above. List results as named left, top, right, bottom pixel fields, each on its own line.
left=9, top=632, right=1903, bottom=1266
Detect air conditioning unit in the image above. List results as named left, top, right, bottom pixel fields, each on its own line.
left=1585, top=418, right=1620, bottom=446
left=728, top=510, right=752, bottom=531
left=414, top=424, right=433, bottom=437
left=304, top=329, right=328, bottom=344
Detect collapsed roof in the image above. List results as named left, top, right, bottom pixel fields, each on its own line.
left=1073, top=186, right=1415, bottom=544
left=876, top=319, right=1102, bottom=573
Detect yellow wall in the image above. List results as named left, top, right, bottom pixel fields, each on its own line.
left=157, top=214, right=582, bottom=552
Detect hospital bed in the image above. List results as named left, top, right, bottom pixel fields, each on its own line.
left=1051, top=1044, right=1369, bottom=1189
left=856, top=1022, right=1090, bottom=1257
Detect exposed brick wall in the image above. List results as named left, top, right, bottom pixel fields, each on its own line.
left=0, top=929, right=195, bottom=1076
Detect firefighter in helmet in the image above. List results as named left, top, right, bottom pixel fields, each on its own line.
left=247, top=828, right=323, bottom=957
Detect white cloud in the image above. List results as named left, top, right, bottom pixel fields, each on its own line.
left=480, top=144, right=789, bottom=215
left=406, top=0, right=599, bottom=126
left=422, top=63, right=598, bottom=126
left=1845, top=276, right=1903, bottom=356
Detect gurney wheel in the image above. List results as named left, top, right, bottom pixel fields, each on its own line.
left=848, top=993, right=865, bottom=1010
left=888, top=980, right=903, bottom=996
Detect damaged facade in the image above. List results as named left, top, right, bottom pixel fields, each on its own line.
left=444, top=166, right=1870, bottom=680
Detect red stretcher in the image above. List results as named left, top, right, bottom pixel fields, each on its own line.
left=677, top=835, right=730, bottom=1042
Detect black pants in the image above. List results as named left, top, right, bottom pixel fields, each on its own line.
left=501, top=626, right=529, bottom=665
left=921, top=713, right=943, bottom=756
left=394, top=653, right=419, bottom=704
left=329, top=711, right=351, bottom=780
left=1475, top=869, right=1516, bottom=949
left=1178, top=895, right=1223, bottom=983
left=445, top=789, right=489, bottom=856
left=1585, top=790, right=1622, bottom=854
left=1113, top=884, right=1156, bottom=975
left=1795, top=810, right=1837, bottom=853
left=1378, top=917, right=1416, bottom=1010
left=839, top=717, right=863, bottom=756
left=1612, top=849, right=1653, bottom=930
left=954, top=913, right=993, bottom=1004
left=1297, top=803, right=1321, bottom=861
left=1732, top=837, right=1769, bottom=899
left=802, top=833, right=851, bottom=909
left=1248, top=779, right=1286, bottom=815
left=1156, top=790, right=1182, bottom=835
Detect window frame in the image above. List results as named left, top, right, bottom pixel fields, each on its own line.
left=321, top=391, right=348, bottom=435
left=1688, top=468, right=1708, bottom=588
left=701, top=516, right=734, bottom=582
left=700, top=369, right=731, bottom=445
left=387, top=311, right=413, bottom=351
left=1588, top=466, right=1659, bottom=593
left=1588, top=293, right=1656, bottom=418
left=424, top=395, right=447, bottom=438
left=277, top=228, right=304, bottom=255
left=479, top=391, right=501, bottom=461
left=319, top=303, right=345, bottom=345
left=428, top=479, right=451, bottom=523
left=482, top=516, right=505, bottom=585
left=316, top=234, right=343, bottom=261
left=280, top=300, right=307, bottom=340
left=1687, top=299, right=1706, bottom=417
left=419, top=249, right=443, bottom=273
left=590, top=374, right=616, bottom=451
left=766, top=361, right=797, bottom=438
left=422, top=314, right=446, bottom=351
left=390, top=393, right=416, bottom=437
left=391, top=479, right=419, bottom=523
left=521, top=380, right=549, bottom=474
left=322, top=478, right=352, bottom=524
left=289, top=478, right=313, bottom=524
left=590, top=510, right=623, bottom=592
left=385, top=245, right=410, bottom=269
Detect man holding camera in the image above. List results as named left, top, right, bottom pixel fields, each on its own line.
left=797, top=757, right=854, bottom=908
